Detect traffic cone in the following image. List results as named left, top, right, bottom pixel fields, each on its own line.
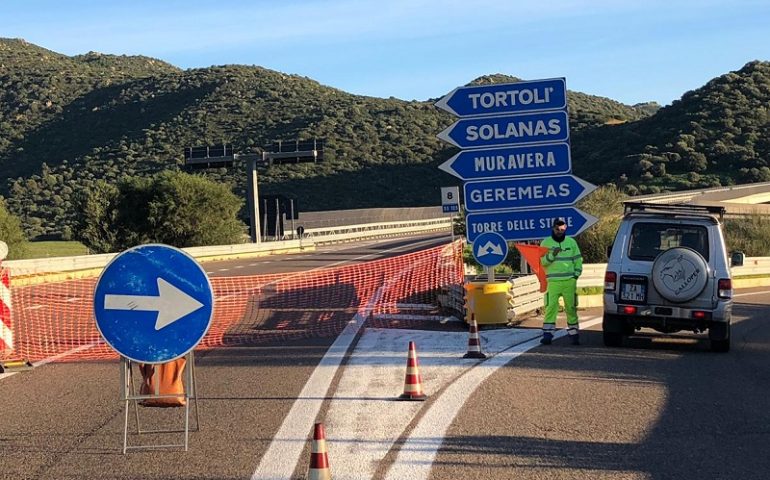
left=398, top=341, right=427, bottom=401
left=463, top=315, right=487, bottom=359
left=308, top=422, right=331, bottom=480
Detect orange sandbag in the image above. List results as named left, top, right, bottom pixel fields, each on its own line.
left=138, top=357, right=187, bottom=407
left=514, top=244, right=550, bottom=293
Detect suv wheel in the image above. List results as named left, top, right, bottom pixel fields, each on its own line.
left=710, top=322, right=731, bottom=353
left=603, top=314, right=625, bottom=347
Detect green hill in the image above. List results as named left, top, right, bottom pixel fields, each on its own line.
left=1, top=38, right=765, bottom=239
left=572, top=61, right=770, bottom=194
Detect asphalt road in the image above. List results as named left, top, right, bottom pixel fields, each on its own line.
left=1, top=233, right=768, bottom=479
left=431, top=289, right=770, bottom=480
left=202, top=233, right=453, bottom=277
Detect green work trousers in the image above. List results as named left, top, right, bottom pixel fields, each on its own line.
left=543, top=278, right=579, bottom=330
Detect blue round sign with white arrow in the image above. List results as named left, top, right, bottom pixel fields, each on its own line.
left=472, top=231, right=509, bottom=268
left=93, top=244, right=214, bottom=364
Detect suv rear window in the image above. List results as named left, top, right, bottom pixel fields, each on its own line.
left=628, top=223, right=709, bottom=261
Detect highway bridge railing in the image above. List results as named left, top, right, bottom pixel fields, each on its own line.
left=2, top=218, right=453, bottom=284
left=297, top=217, right=453, bottom=244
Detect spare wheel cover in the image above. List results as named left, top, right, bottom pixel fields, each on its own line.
left=651, top=247, right=709, bottom=303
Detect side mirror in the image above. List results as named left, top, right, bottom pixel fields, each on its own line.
left=606, top=245, right=613, bottom=259
left=730, top=251, right=745, bottom=267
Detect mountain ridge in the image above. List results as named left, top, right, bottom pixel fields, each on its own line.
left=0, top=38, right=767, bottom=239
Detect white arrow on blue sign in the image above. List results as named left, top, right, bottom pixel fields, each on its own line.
left=472, top=231, right=509, bottom=268
left=465, top=207, right=598, bottom=243
left=436, top=78, right=566, bottom=117
left=464, top=175, right=596, bottom=212
left=437, top=110, right=569, bottom=149
left=93, top=244, right=214, bottom=364
left=438, top=142, right=571, bottom=181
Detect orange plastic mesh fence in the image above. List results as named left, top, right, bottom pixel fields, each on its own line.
left=3, top=242, right=463, bottom=362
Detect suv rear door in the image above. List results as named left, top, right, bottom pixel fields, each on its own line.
left=620, top=220, right=717, bottom=310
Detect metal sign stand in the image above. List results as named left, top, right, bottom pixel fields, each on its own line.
left=120, top=351, right=200, bottom=454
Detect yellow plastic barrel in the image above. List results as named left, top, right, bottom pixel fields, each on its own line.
left=464, top=281, right=512, bottom=325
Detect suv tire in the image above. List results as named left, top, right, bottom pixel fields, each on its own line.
left=603, top=314, right=624, bottom=347
left=709, top=322, right=731, bottom=353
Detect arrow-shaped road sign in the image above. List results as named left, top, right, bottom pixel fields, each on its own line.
left=104, top=277, right=204, bottom=331
left=438, top=143, right=572, bottom=181
left=464, top=175, right=596, bottom=212
left=436, top=78, right=566, bottom=117
left=466, top=207, right=598, bottom=243
left=94, top=244, right=214, bottom=364
left=437, top=110, right=569, bottom=149
left=477, top=241, right=504, bottom=257
left=472, top=231, right=508, bottom=268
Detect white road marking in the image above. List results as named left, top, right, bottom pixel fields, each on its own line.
left=384, top=316, right=603, bottom=480
left=251, top=240, right=445, bottom=478
left=320, top=237, right=446, bottom=270
left=326, top=327, right=541, bottom=480
left=251, top=286, right=385, bottom=480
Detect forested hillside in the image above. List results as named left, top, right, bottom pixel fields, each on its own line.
left=572, top=61, right=770, bottom=193
left=1, top=38, right=767, bottom=239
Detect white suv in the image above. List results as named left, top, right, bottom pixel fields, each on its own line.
left=603, top=202, right=733, bottom=352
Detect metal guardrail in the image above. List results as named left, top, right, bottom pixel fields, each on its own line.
left=293, top=217, right=452, bottom=244
left=635, top=182, right=770, bottom=204
left=3, top=239, right=309, bottom=283
left=439, top=257, right=770, bottom=322
left=576, top=259, right=770, bottom=286
left=3, top=218, right=453, bottom=280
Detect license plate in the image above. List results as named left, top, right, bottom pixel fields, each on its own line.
left=621, top=283, right=646, bottom=302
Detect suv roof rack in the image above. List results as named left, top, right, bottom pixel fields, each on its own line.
left=623, top=201, right=725, bottom=222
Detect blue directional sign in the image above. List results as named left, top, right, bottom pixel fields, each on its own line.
left=465, top=207, right=598, bottom=243
left=93, top=244, right=214, bottom=364
left=436, top=78, right=566, bottom=117
left=472, top=232, right=508, bottom=268
left=438, top=143, right=572, bottom=181
left=437, top=110, right=569, bottom=149
left=464, top=175, right=596, bottom=212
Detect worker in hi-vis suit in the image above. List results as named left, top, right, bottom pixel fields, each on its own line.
left=539, top=219, right=583, bottom=345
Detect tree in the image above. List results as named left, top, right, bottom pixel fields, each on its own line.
left=73, top=172, right=246, bottom=253
left=142, top=171, right=245, bottom=247
left=0, top=198, right=28, bottom=259
left=575, top=185, right=625, bottom=263
left=73, top=180, right=120, bottom=254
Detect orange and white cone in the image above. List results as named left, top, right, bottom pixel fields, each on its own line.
left=463, top=315, right=487, bottom=359
left=308, top=422, right=331, bottom=480
left=398, top=341, right=427, bottom=401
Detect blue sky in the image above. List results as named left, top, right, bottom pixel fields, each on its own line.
left=4, top=0, right=769, bottom=106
